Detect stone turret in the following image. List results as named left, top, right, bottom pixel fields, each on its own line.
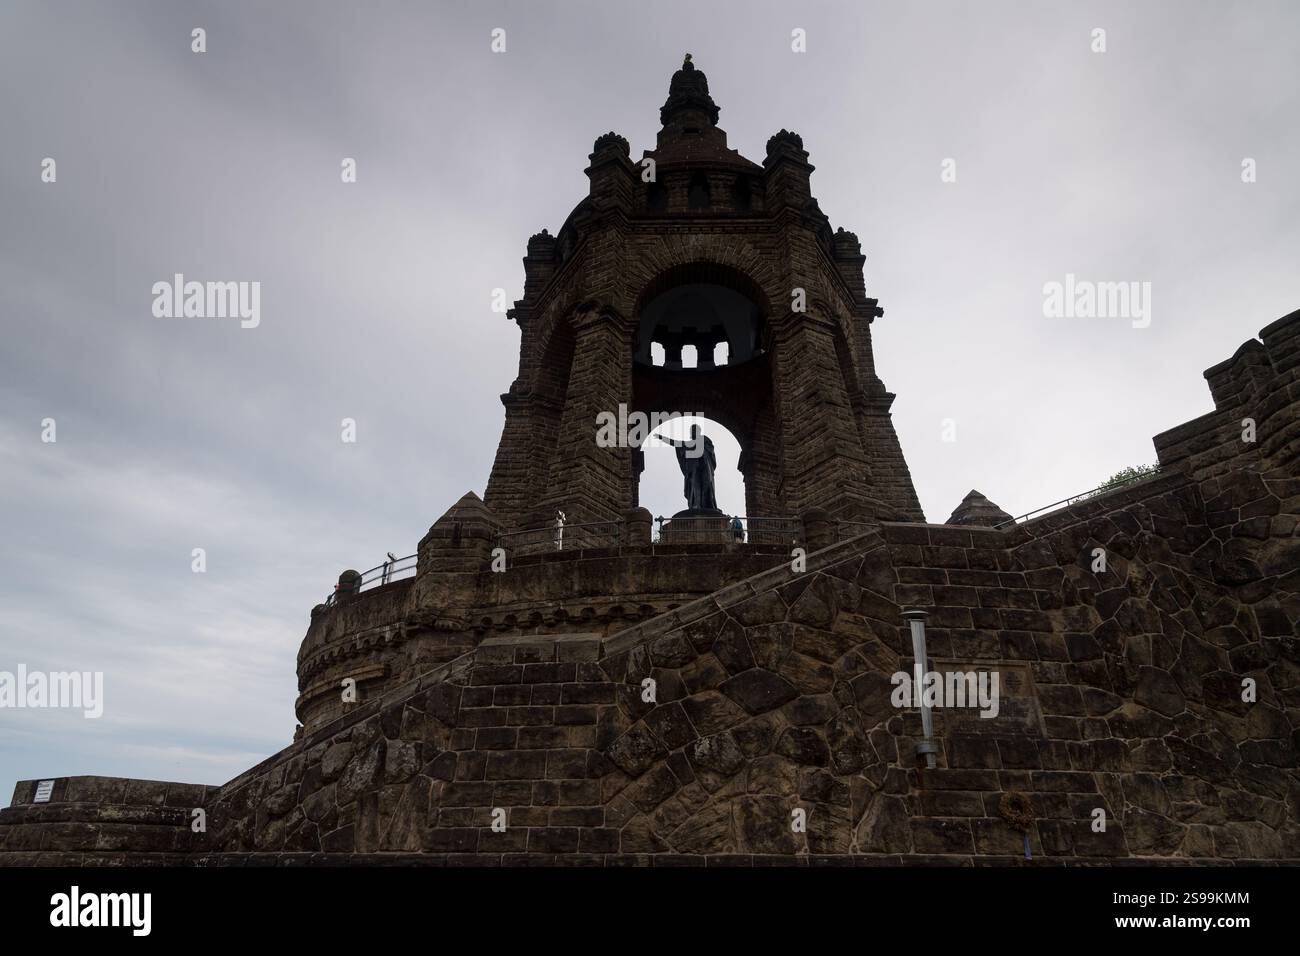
left=946, top=489, right=1015, bottom=527
left=659, top=53, right=719, bottom=130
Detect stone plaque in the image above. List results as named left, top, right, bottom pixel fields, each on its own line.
left=33, top=779, right=55, bottom=803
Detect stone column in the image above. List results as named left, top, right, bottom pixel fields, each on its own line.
left=335, top=570, right=362, bottom=603
left=483, top=384, right=541, bottom=531
left=538, top=307, right=635, bottom=524
left=770, top=311, right=882, bottom=519
left=624, top=507, right=653, bottom=546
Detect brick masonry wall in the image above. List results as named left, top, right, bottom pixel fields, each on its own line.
left=4, top=454, right=1294, bottom=864
left=0, top=777, right=213, bottom=865
left=208, top=452, right=1284, bottom=863
left=296, top=538, right=803, bottom=734
left=160, top=458, right=1294, bottom=863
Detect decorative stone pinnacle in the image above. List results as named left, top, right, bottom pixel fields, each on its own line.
left=946, top=489, right=1014, bottom=528
left=833, top=227, right=861, bottom=253
left=660, top=54, right=718, bottom=126
left=593, top=131, right=630, bottom=155
left=766, top=129, right=805, bottom=155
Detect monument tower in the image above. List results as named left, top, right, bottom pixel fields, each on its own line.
left=482, top=55, right=923, bottom=533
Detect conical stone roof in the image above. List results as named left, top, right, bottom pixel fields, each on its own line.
left=946, top=489, right=1014, bottom=527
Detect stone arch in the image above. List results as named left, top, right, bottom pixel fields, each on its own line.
left=828, top=315, right=877, bottom=491
left=615, top=237, right=783, bottom=323
left=532, top=312, right=576, bottom=402
left=806, top=292, right=857, bottom=352
left=635, top=259, right=770, bottom=314
left=629, top=258, right=784, bottom=517
left=636, top=288, right=763, bottom=370
left=536, top=293, right=627, bottom=350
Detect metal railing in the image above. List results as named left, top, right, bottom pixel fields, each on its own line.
left=654, top=515, right=801, bottom=546
left=494, top=521, right=623, bottom=558
left=324, top=552, right=417, bottom=607
left=993, top=468, right=1163, bottom=528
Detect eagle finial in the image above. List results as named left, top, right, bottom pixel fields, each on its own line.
left=683, top=53, right=693, bottom=69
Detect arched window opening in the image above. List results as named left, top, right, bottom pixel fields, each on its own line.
left=634, top=282, right=763, bottom=368
left=641, top=415, right=745, bottom=524
left=731, top=176, right=752, bottom=211
left=687, top=172, right=711, bottom=209
left=681, top=345, right=698, bottom=369
left=647, top=181, right=667, bottom=212
left=650, top=342, right=666, bottom=367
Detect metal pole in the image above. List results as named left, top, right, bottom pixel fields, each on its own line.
left=902, top=609, right=939, bottom=769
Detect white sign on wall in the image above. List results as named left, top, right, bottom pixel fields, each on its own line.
left=33, top=780, right=55, bottom=803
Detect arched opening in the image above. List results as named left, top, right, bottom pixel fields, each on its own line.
left=687, top=172, right=711, bottom=209
left=524, top=319, right=578, bottom=523
left=630, top=262, right=780, bottom=521
left=536, top=321, right=576, bottom=403
left=647, top=181, right=667, bottom=212
left=731, top=176, right=752, bottom=211
left=640, top=415, right=744, bottom=523
left=634, top=282, right=764, bottom=369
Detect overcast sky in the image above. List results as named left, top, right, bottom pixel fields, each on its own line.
left=1, top=0, right=1297, bottom=802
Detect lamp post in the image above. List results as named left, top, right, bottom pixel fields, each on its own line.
left=902, top=609, right=939, bottom=769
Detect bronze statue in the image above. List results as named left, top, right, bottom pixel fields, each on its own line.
left=663, top=425, right=718, bottom=512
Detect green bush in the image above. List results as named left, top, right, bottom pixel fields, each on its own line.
left=1088, top=464, right=1160, bottom=497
